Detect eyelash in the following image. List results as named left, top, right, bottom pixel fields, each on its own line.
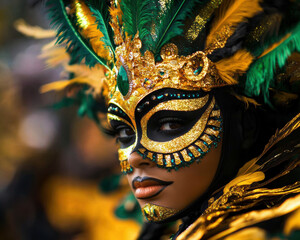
left=111, top=124, right=135, bottom=145
left=158, top=117, right=184, bottom=124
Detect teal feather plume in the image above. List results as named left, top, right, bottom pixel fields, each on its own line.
left=120, top=0, right=157, bottom=44
left=149, top=0, right=203, bottom=57
left=46, top=0, right=111, bottom=70
left=88, top=0, right=115, bottom=57
left=245, top=23, right=300, bottom=103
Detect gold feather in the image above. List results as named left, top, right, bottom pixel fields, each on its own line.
left=215, top=49, right=254, bottom=85
left=109, top=0, right=123, bottom=25
left=73, top=0, right=113, bottom=61
left=40, top=64, right=106, bottom=94
left=40, top=44, right=70, bottom=68
left=224, top=171, right=265, bottom=194
left=205, top=0, right=262, bottom=53
left=109, top=0, right=123, bottom=45
left=14, top=19, right=56, bottom=39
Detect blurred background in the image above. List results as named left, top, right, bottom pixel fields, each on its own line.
left=0, top=1, right=142, bottom=239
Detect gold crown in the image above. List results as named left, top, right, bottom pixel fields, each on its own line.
left=106, top=34, right=228, bottom=102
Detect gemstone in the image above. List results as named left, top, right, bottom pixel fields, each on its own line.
left=194, top=66, right=203, bottom=75
left=117, top=66, right=130, bottom=96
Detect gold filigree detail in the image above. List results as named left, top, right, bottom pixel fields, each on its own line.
left=108, top=35, right=226, bottom=115
left=142, top=203, right=179, bottom=222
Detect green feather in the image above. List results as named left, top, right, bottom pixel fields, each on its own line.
left=120, top=0, right=157, bottom=44
left=88, top=0, right=115, bottom=57
left=149, top=0, right=204, bottom=57
left=245, top=23, right=300, bottom=103
left=46, top=0, right=111, bottom=70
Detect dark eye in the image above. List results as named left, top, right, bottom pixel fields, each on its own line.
left=160, top=121, right=183, bottom=131
left=147, top=113, right=197, bottom=141
left=109, top=120, right=135, bottom=148
left=116, top=126, right=135, bottom=147
left=118, top=127, right=135, bottom=138
left=158, top=117, right=184, bottom=132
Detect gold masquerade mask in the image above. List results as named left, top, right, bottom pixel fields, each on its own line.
left=107, top=89, right=222, bottom=174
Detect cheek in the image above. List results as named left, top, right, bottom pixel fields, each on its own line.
left=152, top=141, right=222, bottom=210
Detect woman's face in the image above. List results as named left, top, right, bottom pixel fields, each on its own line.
left=107, top=89, right=223, bottom=221
left=127, top=142, right=222, bottom=215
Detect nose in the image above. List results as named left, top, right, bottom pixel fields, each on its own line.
left=128, top=152, right=156, bottom=169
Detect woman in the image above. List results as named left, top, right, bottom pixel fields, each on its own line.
left=40, top=0, right=300, bottom=239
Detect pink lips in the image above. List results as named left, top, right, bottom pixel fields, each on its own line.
left=132, top=178, right=172, bottom=199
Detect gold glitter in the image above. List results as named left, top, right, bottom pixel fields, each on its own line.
left=118, top=146, right=133, bottom=161
left=74, top=0, right=90, bottom=29
left=165, top=155, right=172, bottom=167
left=195, top=140, right=209, bottom=152
left=147, top=152, right=153, bottom=160
left=205, top=128, right=219, bottom=137
left=174, top=152, right=182, bottom=165
left=157, top=154, right=164, bottom=166
left=208, top=119, right=221, bottom=127
left=138, top=148, right=146, bottom=154
left=107, top=113, right=133, bottom=129
left=140, top=96, right=214, bottom=153
left=186, top=0, right=223, bottom=42
left=211, top=109, right=221, bottom=118
left=188, top=145, right=202, bottom=158
left=109, top=38, right=225, bottom=116
left=201, top=134, right=213, bottom=145
left=120, top=160, right=132, bottom=172
left=205, top=25, right=231, bottom=54
left=181, top=149, right=192, bottom=162
left=142, top=203, right=179, bottom=222
left=248, top=14, right=282, bottom=43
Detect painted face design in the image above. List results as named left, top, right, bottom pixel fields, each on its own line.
left=107, top=88, right=223, bottom=174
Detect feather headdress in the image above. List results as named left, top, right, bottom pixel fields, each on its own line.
left=36, top=0, right=300, bottom=118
